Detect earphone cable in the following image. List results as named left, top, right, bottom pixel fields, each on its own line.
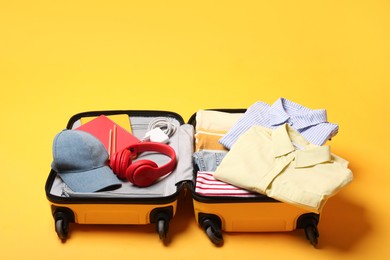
left=147, top=117, right=177, bottom=137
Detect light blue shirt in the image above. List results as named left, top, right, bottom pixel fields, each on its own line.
left=219, top=98, right=339, bottom=149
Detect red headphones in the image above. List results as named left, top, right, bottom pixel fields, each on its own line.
left=109, top=142, right=177, bottom=187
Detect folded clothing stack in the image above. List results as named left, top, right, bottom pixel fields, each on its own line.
left=192, top=97, right=353, bottom=213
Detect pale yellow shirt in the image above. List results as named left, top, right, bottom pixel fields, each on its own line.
left=195, top=110, right=243, bottom=132
left=194, top=110, right=244, bottom=152
left=213, top=124, right=353, bottom=213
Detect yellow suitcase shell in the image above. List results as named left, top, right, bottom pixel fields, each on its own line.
left=46, top=109, right=320, bottom=246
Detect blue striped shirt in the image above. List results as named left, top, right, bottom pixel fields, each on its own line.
left=219, top=98, right=339, bottom=149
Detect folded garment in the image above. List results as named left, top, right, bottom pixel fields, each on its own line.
left=195, top=110, right=243, bottom=132
left=214, top=124, right=353, bottom=213
left=193, top=150, right=227, bottom=172
left=195, top=128, right=228, bottom=152
left=195, top=171, right=259, bottom=197
left=219, top=98, right=339, bottom=149
left=194, top=110, right=243, bottom=152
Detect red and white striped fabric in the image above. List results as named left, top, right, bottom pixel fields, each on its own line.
left=195, top=171, right=259, bottom=197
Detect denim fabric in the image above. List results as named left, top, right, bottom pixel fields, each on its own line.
left=193, top=150, right=227, bottom=172
left=51, top=130, right=122, bottom=193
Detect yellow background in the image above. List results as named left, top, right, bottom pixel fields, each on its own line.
left=1, top=1, right=389, bottom=259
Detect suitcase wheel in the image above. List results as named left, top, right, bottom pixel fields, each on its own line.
left=199, top=214, right=223, bottom=246
left=304, top=225, right=319, bottom=246
left=53, top=207, right=74, bottom=241
left=151, top=208, right=173, bottom=242
left=205, top=225, right=223, bottom=245
left=297, top=213, right=320, bottom=247
left=157, top=219, right=169, bottom=241
left=55, top=218, right=68, bottom=240
left=54, top=214, right=69, bottom=241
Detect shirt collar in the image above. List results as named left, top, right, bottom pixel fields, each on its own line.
left=272, top=124, right=331, bottom=167
left=269, top=98, right=328, bottom=130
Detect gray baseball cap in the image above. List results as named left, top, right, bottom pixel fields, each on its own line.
left=51, top=129, right=121, bottom=192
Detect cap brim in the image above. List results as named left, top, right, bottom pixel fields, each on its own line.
left=58, top=165, right=122, bottom=193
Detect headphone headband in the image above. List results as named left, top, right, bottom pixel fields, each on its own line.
left=126, top=142, right=177, bottom=174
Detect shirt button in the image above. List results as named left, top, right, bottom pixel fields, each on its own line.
left=289, top=122, right=294, bottom=126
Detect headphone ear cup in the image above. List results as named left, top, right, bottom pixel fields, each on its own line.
left=109, top=151, right=118, bottom=171
left=110, top=149, right=132, bottom=179
left=118, top=150, right=132, bottom=179
left=110, top=150, right=123, bottom=174
left=126, top=160, right=158, bottom=186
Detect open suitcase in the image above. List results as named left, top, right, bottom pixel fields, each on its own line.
left=45, top=109, right=320, bottom=246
